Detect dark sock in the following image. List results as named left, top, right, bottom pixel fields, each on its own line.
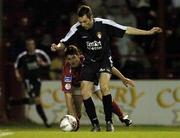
left=112, top=100, right=124, bottom=121
left=102, top=94, right=112, bottom=123
left=36, top=104, right=47, bottom=123
left=83, top=97, right=99, bottom=125
left=9, top=98, right=32, bottom=106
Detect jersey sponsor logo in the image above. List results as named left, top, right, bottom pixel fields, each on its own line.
left=99, top=68, right=110, bottom=73
left=86, top=41, right=102, bottom=50
left=99, top=68, right=105, bottom=72
left=96, top=32, right=102, bottom=39
left=65, top=83, right=71, bottom=90
left=82, top=36, right=88, bottom=38
left=27, top=62, right=39, bottom=70
left=64, top=76, right=72, bottom=82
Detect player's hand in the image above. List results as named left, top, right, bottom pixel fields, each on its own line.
left=15, top=73, right=22, bottom=82
left=150, top=27, right=163, bottom=34
left=122, top=78, right=135, bottom=87
left=37, top=56, right=47, bottom=66
left=51, top=43, right=58, bottom=52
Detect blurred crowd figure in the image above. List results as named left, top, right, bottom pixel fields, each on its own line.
left=2, top=0, right=180, bottom=79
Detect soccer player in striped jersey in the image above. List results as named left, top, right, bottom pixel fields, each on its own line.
left=51, top=5, right=162, bottom=131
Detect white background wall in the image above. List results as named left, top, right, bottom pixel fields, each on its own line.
left=25, top=80, right=180, bottom=126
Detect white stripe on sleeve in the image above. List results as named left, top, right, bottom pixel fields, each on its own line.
left=60, top=22, right=80, bottom=43
left=14, top=51, right=27, bottom=68
left=36, top=49, right=51, bottom=64
left=95, top=18, right=127, bottom=30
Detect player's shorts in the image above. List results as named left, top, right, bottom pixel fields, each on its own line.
left=69, top=85, right=100, bottom=95
left=81, top=56, right=113, bottom=82
left=71, top=87, right=81, bottom=96
left=24, top=78, right=41, bottom=98
left=94, top=84, right=100, bottom=93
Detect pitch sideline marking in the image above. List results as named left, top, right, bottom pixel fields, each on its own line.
left=0, top=130, right=14, bottom=138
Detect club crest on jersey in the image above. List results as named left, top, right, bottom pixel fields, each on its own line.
left=64, top=76, right=72, bottom=82
left=65, top=83, right=71, bottom=90
left=96, top=32, right=102, bottom=39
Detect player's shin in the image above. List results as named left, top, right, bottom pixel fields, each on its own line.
left=36, top=104, right=51, bottom=128
left=112, top=100, right=124, bottom=121
left=83, top=97, right=100, bottom=131
left=102, top=94, right=114, bottom=131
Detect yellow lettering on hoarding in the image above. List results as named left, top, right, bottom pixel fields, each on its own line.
left=173, top=87, right=180, bottom=102
left=114, top=87, right=127, bottom=103
left=157, top=88, right=175, bottom=108
left=52, top=89, right=64, bottom=103
left=129, top=87, right=144, bottom=108
left=113, top=86, right=144, bottom=108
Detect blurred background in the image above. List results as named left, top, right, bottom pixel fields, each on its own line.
left=0, top=0, right=180, bottom=126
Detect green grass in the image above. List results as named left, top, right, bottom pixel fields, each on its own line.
left=0, top=122, right=180, bottom=138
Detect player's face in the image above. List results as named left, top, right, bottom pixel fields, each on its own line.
left=78, top=15, right=93, bottom=30
left=66, top=54, right=80, bottom=68
left=26, top=40, right=36, bottom=54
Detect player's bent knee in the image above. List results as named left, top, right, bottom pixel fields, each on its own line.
left=81, top=91, right=91, bottom=100
left=100, top=86, right=110, bottom=95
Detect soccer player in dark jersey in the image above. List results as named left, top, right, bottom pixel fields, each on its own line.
left=62, top=45, right=134, bottom=131
left=51, top=5, right=162, bottom=131
left=9, top=38, right=51, bottom=127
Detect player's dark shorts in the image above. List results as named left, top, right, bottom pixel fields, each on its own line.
left=24, top=78, right=41, bottom=98
left=81, top=56, right=113, bottom=82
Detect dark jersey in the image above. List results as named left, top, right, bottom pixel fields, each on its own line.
left=62, top=56, right=84, bottom=93
left=60, top=18, right=127, bottom=62
left=14, top=49, right=51, bottom=79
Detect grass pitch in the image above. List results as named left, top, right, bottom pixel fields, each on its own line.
left=0, top=122, right=180, bottom=138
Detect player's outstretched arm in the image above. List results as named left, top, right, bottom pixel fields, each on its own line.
left=112, top=67, right=135, bottom=87
left=51, top=42, right=65, bottom=52
left=125, top=26, right=162, bottom=35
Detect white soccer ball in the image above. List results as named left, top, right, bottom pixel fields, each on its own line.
left=59, top=115, right=78, bottom=132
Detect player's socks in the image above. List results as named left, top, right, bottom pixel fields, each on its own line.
left=36, top=104, right=51, bottom=127
left=111, top=100, right=124, bottom=121
left=102, top=94, right=113, bottom=123
left=83, top=97, right=99, bottom=126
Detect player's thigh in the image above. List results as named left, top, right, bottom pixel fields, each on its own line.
left=80, top=81, right=94, bottom=99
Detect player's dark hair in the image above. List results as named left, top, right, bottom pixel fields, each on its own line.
left=64, top=45, right=79, bottom=57
left=25, top=38, right=35, bottom=46
left=77, top=5, right=93, bottom=19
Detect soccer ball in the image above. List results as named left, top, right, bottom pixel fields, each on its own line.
left=59, top=115, right=78, bottom=132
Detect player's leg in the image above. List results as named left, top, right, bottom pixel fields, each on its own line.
left=72, top=93, right=83, bottom=131
left=99, top=72, right=114, bottom=131
left=93, top=88, right=132, bottom=126
left=32, top=80, right=51, bottom=128
left=8, top=97, right=34, bottom=106
left=81, top=80, right=100, bottom=131
left=72, top=94, right=83, bottom=119
left=111, top=100, right=132, bottom=126
left=7, top=79, right=34, bottom=108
